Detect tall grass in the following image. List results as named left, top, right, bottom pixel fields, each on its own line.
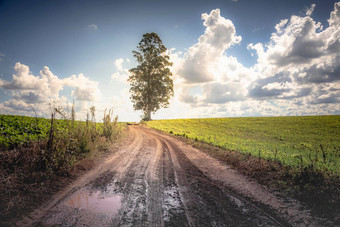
left=102, top=108, right=124, bottom=141
left=0, top=104, right=124, bottom=174
left=0, top=105, right=125, bottom=224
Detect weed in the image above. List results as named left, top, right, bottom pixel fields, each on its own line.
left=0, top=104, right=125, bottom=225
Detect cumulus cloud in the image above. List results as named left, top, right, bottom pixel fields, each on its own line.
left=248, top=16, right=325, bottom=67
left=0, top=53, right=4, bottom=61
left=203, top=82, right=246, bottom=103
left=111, top=58, right=130, bottom=84
left=63, top=73, right=100, bottom=101
left=170, top=9, right=250, bottom=108
left=167, top=3, right=340, bottom=118
left=4, top=4, right=339, bottom=119
left=1, top=63, right=44, bottom=90
left=174, top=9, right=242, bottom=84
left=247, top=2, right=340, bottom=107
left=329, top=2, right=340, bottom=26
left=0, top=62, right=100, bottom=115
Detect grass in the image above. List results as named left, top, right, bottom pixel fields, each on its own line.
left=147, top=115, right=340, bottom=223
left=0, top=105, right=125, bottom=225
left=0, top=115, right=51, bottom=149
left=147, top=116, right=340, bottom=176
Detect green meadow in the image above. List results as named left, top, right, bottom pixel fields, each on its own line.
left=0, top=113, right=122, bottom=149
left=147, top=116, right=340, bottom=175
left=0, top=115, right=52, bottom=148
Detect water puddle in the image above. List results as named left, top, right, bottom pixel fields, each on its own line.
left=66, top=189, right=122, bottom=216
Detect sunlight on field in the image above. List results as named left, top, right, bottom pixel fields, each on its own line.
left=147, top=116, right=340, bottom=175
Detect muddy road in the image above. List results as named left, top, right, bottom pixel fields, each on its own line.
left=19, top=126, right=319, bottom=226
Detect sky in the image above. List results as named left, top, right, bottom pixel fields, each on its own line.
left=0, top=0, right=339, bottom=122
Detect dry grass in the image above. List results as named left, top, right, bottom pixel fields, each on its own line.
left=0, top=131, right=126, bottom=225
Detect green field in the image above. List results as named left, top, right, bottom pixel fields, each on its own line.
left=0, top=113, right=123, bottom=172
left=0, top=115, right=52, bottom=148
left=0, top=114, right=119, bottom=149
left=147, top=116, right=340, bottom=175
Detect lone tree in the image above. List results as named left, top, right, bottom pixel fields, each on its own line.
left=128, top=32, right=174, bottom=121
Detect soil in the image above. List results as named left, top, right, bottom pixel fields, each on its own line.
left=15, top=126, right=330, bottom=226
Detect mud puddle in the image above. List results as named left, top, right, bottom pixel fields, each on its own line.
left=66, top=189, right=123, bottom=216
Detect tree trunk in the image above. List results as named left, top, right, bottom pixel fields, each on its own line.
left=146, top=110, right=152, bottom=121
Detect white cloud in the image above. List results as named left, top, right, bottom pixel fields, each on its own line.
left=88, top=24, right=98, bottom=30
left=0, top=62, right=100, bottom=117
left=164, top=4, right=340, bottom=119
left=3, top=4, right=339, bottom=120
left=64, top=73, right=100, bottom=101
left=169, top=8, right=250, bottom=109
left=72, top=87, right=97, bottom=101
left=306, top=4, right=316, bottom=17
left=247, top=2, right=340, bottom=106
left=329, top=2, right=340, bottom=26
left=114, top=58, right=124, bottom=71
left=174, top=9, right=242, bottom=84
left=1, top=62, right=44, bottom=90
left=111, top=58, right=130, bottom=84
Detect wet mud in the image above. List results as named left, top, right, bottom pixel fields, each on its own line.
left=19, top=126, right=324, bottom=226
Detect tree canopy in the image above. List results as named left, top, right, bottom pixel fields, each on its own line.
left=128, top=32, right=174, bottom=121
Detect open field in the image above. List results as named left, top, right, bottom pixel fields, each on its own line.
left=1, top=115, right=339, bottom=225
left=0, top=115, right=51, bottom=148
left=0, top=114, right=123, bottom=149
left=147, top=115, right=340, bottom=175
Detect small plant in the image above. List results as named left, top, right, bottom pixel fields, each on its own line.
left=320, top=144, right=327, bottom=164
left=102, top=108, right=120, bottom=141
left=0, top=103, right=125, bottom=173
left=273, top=148, right=278, bottom=160
left=0, top=104, right=125, bottom=225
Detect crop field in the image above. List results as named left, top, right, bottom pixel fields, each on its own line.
left=147, top=116, right=340, bottom=175
left=0, top=114, right=115, bottom=149
left=0, top=115, right=53, bottom=148
left=0, top=114, right=91, bottom=149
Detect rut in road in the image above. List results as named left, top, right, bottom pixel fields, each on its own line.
left=19, top=126, right=317, bottom=226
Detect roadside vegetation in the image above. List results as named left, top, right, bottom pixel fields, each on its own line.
left=147, top=115, right=340, bottom=223
left=0, top=105, right=125, bottom=225
left=148, top=116, right=339, bottom=175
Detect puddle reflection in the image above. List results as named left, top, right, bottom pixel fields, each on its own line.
left=66, top=190, right=122, bottom=216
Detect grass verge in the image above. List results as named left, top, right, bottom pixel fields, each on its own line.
left=147, top=116, right=340, bottom=175
left=0, top=106, right=125, bottom=225
left=147, top=126, right=340, bottom=224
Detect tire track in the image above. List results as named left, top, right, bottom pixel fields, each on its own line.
left=19, top=126, right=319, bottom=226
left=144, top=127, right=319, bottom=226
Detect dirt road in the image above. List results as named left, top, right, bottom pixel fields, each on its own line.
left=18, top=126, right=319, bottom=226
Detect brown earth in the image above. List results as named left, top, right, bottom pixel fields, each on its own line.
left=16, top=126, right=327, bottom=226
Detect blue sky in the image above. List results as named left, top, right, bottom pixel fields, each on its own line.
left=0, top=0, right=339, bottom=121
